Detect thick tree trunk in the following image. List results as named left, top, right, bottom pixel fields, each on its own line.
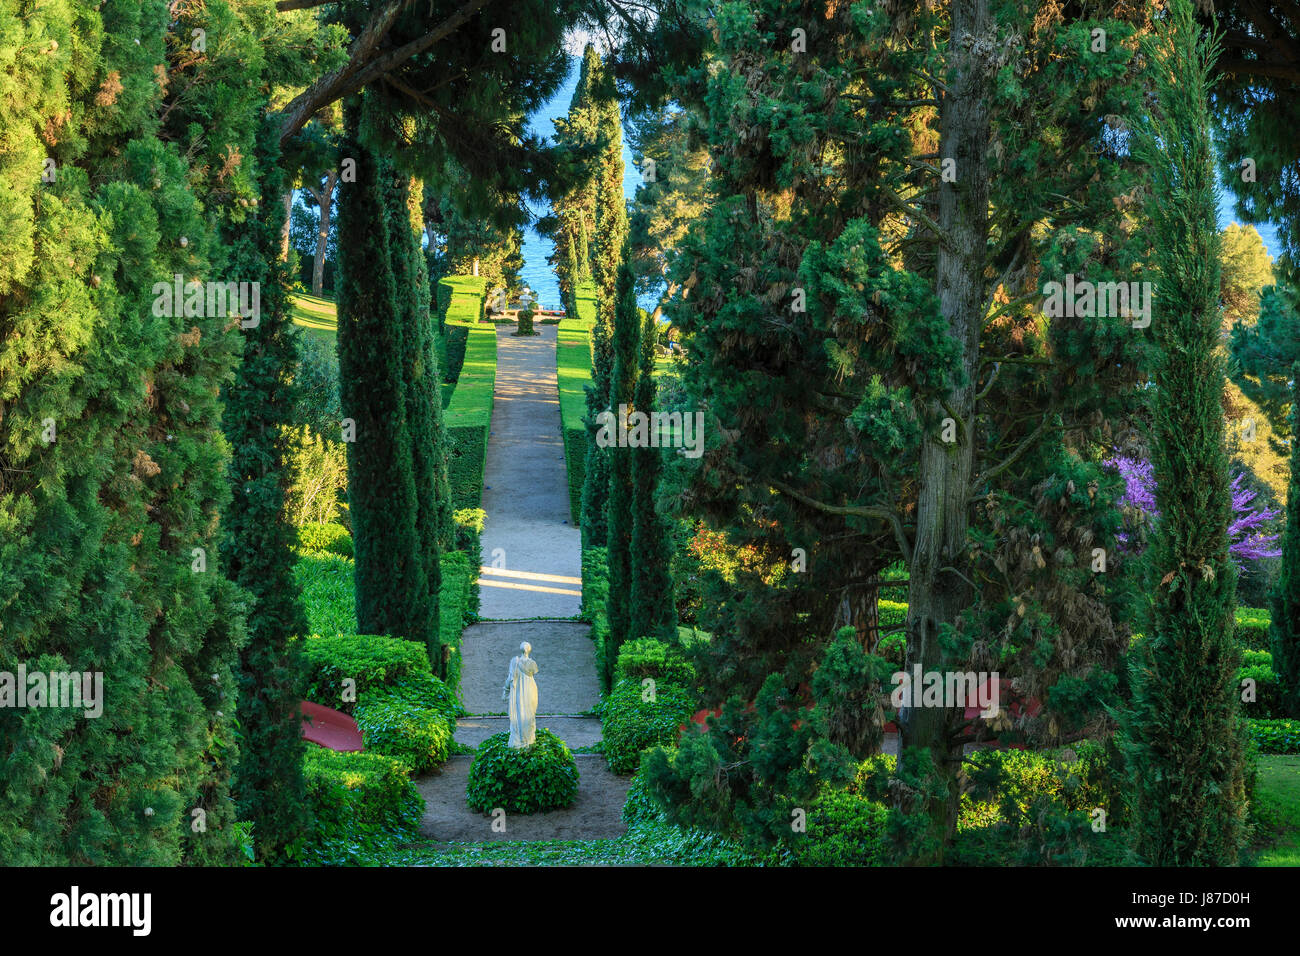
left=898, top=0, right=994, bottom=862
left=311, top=169, right=338, bottom=296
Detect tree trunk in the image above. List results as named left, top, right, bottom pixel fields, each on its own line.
left=311, top=169, right=338, bottom=296
left=898, top=0, right=994, bottom=863
left=279, top=189, right=293, bottom=261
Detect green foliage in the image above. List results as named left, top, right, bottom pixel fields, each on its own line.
left=582, top=548, right=612, bottom=689
left=629, top=307, right=677, bottom=645
left=295, top=551, right=358, bottom=637
left=223, top=122, right=311, bottom=866
left=1123, top=0, right=1248, bottom=865
left=284, top=425, right=349, bottom=527
left=336, top=106, right=432, bottom=657
left=436, top=275, right=488, bottom=328
left=1248, top=718, right=1300, bottom=754
left=615, top=638, right=696, bottom=687
left=354, top=676, right=457, bottom=774
left=299, top=633, right=433, bottom=715
left=605, top=248, right=640, bottom=686
left=444, top=315, right=496, bottom=510
left=297, top=522, right=354, bottom=558
left=466, top=730, right=579, bottom=814
left=514, top=309, right=536, bottom=336
left=301, top=748, right=422, bottom=866
left=438, top=550, right=475, bottom=687
left=786, top=792, right=890, bottom=867
left=601, top=680, right=697, bottom=775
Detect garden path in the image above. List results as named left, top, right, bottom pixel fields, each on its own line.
left=413, top=324, right=620, bottom=842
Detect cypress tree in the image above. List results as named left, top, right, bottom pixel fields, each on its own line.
left=629, top=308, right=677, bottom=644
left=1123, top=0, right=1247, bottom=864
left=383, top=166, right=444, bottom=659
left=605, top=246, right=640, bottom=685
left=580, top=66, right=626, bottom=549
left=224, top=118, right=311, bottom=865
left=1273, top=353, right=1300, bottom=717
left=336, top=99, right=431, bottom=652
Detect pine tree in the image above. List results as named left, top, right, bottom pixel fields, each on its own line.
left=604, top=246, right=640, bottom=686
left=640, top=0, right=1153, bottom=854
left=336, top=99, right=432, bottom=653
left=629, top=308, right=677, bottom=644
left=1122, top=0, right=1247, bottom=865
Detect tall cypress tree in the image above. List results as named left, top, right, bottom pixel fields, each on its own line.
left=224, top=118, right=311, bottom=865
left=383, top=165, right=443, bottom=660
left=581, top=62, right=627, bottom=548
left=605, top=246, right=640, bottom=685
left=1274, top=357, right=1300, bottom=718
left=629, top=308, right=677, bottom=644
left=336, top=99, right=431, bottom=652
left=1123, top=0, right=1247, bottom=865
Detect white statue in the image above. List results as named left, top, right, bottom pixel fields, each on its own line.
left=503, top=642, right=539, bottom=748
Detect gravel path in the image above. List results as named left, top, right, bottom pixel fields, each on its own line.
left=457, top=620, right=599, bottom=716
left=415, top=756, right=631, bottom=842
left=414, top=325, right=617, bottom=844
left=478, top=324, right=582, bottom=619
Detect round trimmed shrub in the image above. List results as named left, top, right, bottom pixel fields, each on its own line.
left=466, top=729, right=579, bottom=814
left=787, top=791, right=890, bottom=867
left=514, top=309, right=536, bottom=335
left=601, top=679, right=697, bottom=774
left=298, top=521, right=354, bottom=557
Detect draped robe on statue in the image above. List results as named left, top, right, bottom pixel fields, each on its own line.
left=504, top=651, right=539, bottom=748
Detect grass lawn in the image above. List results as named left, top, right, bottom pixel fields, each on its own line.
left=291, top=293, right=338, bottom=346
left=1251, top=755, right=1300, bottom=866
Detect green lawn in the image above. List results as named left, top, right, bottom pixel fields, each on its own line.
left=290, top=292, right=338, bottom=345
left=1251, top=755, right=1300, bottom=866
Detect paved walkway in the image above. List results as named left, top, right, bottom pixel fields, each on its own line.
left=477, top=324, right=582, bottom=619
left=415, top=324, right=615, bottom=843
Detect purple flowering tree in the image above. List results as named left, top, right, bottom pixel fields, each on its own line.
left=1106, top=455, right=1282, bottom=567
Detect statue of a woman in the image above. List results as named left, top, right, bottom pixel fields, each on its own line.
left=503, top=642, right=539, bottom=748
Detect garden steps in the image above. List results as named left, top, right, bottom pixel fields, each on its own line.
left=454, top=715, right=603, bottom=749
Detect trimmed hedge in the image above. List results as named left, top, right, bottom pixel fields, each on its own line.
left=445, top=318, right=496, bottom=511
left=601, top=678, right=697, bottom=774
left=615, top=637, right=696, bottom=687
left=442, top=324, right=469, bottom=383
left=354, top=674, right=458, bottom=773
left=299, top=633, right=433, bottom=714
left=436, top=275, right=487, bottom=327
left=302, top=748, right=423, bottom=865
left=466, top=730, right=580, bottom=814
left=298, top=521, right=353, bottom=557
left=438, top=550, right=476, bottom=687
left=583, top=548, right=611, bottom=690
left=1248, top=718, right=1300, bottom=753
left=558, top=281, right=597, bottom=522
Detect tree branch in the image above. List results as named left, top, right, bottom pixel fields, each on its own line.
left=768, top=479, right=914, bottom=565
left=276, top=0, right=491, bottom=148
